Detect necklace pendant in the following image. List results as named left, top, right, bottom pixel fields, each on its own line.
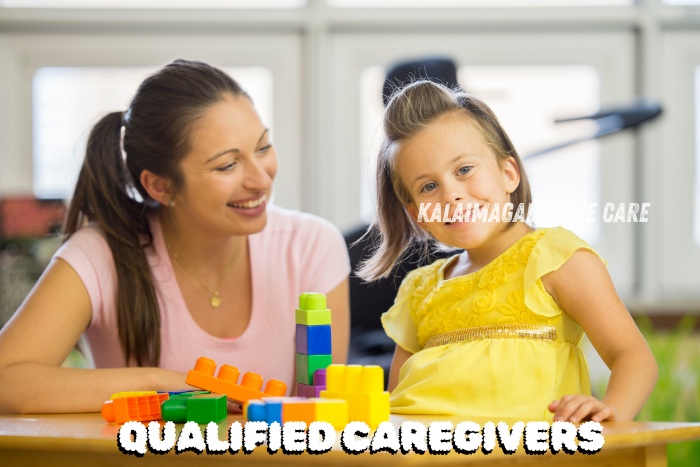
left=210, top=293, right=222, bottom=309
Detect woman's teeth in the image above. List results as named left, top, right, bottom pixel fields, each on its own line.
left=229, top=195, right=266, bottom=209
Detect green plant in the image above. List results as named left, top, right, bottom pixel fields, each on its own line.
left=635, top=316, right=700, bottom=465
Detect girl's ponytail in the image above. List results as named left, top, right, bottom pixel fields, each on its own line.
left=64, top=111, right=160, bottom=367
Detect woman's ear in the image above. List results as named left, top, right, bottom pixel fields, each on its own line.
left=140, top=170, right=174, bottom=207
left=502, top=157, right=521, bottom=194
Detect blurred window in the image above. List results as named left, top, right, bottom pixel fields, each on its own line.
left=330, top=0, right=631, bottom=7
left=0, top=0, right=304, bottom=7
left=32, top=66, right=273, bottom=199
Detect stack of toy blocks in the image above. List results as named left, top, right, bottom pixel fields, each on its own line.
left=185, top=356, right=287, bottom=404
left=320, top=364, right=390, bottom=427
left=161, top=391, right=227, bottom=424
left=101, top=391, right=170, bottom=424
left=245, top=397, right=348, bottom=430
left=295, top=292, right=332, bottom=396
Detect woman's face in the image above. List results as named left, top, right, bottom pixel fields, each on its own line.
left=173, top=93, right=278, bottom=237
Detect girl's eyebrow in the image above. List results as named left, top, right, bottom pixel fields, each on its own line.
left=410, top=154, right=469, bottom=189
left=205, top=128, right=269, bottom=164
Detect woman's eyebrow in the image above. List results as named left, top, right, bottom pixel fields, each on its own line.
left=205, top=128, right=269, bottom=163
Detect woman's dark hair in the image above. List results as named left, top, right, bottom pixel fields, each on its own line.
left=63, top=59, right=247, bottom=366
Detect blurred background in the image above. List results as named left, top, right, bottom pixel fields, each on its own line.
left=0, top=0, right=698, bottom=462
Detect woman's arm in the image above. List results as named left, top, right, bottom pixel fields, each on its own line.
left=388, top=345, right=413, bottom=392
left=326, top=278, right=350, bottom=365
left=543, top=250, right=658, bottom=422
left=0, top=258, right=188, bottom=414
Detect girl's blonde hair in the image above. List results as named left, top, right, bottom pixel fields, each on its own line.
left=357, top=79, right=532, bottom=282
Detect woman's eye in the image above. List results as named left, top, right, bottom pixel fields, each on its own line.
left=458, top=166, right=472, bottom=175
left=216, top=162, right=236, bottom=172
left=258, top=144, right=272, bottom=153
left=422, top=182, right=437, bottom=193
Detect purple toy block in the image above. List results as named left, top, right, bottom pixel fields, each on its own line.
left=296, top=324, right=307, bottom=354
left=313, top=369, right=327, bottom=386
left=297, top=383, right=324, bottom=398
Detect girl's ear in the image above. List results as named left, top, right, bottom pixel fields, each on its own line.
left=502, top=157, right=521, bottom=194
left=140, top=169, right=174, bottom=206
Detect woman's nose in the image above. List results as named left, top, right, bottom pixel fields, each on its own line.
left=243, top=158, right=272, bottom=190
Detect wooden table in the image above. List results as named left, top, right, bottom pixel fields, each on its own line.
left=0, top=413, right=698, bottom=466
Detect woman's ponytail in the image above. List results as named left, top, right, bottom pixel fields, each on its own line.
left=64, top=111, right=160, bottom=367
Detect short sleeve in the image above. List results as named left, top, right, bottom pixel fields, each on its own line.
left=53, top=225, right=116, bottom=326
left=296, top=214, right=351, bottom=295
left=381, top=265, right=436, bottom=354
left=523, top=227, right=607, bottom=317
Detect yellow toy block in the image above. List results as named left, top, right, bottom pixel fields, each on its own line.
left=311, top=398, right=348, bottom=430
left=320, top=364, right=389, bottom=427
left=110, top=391, right=157, bottom=399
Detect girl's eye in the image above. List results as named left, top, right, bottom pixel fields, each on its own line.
left=458, top=166, right=472, bottom=175
left=258, top=144, right=272, bottom=153
left=422, top=182, right=437, bottom=193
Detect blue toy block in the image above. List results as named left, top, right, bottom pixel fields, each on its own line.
left=296, top=324, right=332, bottom=355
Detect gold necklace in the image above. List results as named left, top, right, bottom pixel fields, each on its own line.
left=167, top=245, right=236, bottom=309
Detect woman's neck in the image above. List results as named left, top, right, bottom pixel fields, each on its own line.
left=158, top=210, right=247, bottom=277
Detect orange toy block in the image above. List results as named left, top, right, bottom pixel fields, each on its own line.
left=185, top=356, right=287, bottom=404
left=101, top=392, right=169, bottom=424
left=281, top=399, right=316, bottom=425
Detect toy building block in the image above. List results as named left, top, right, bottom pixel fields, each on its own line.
left=320, top=364, right=389, bottom=427
left=244, top=397, right=348, bottom=430
left=296, top=353, right=332, bottom=386
left=245, top=398, right=283, bottom=425
left=101, top=392, right=169, bottom=424
left=281, top=399, right=316, bottom=426
left=161, top=392, right=225, bottom=424
left=295, top=293, right=331, bottom=326
left=297, top=368, right=327, bottom=398
left=296, top=324, right=332, bottom=355
left=185, top=356, right=287, bottom=404
left=312, top=398, right=348, bottom=429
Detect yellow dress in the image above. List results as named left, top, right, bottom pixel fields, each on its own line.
left=381, top=227, right=606, bottom=419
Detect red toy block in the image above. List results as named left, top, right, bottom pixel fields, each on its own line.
left=101, top=392, right=169, bottom=424
left=185, top=356, right=287, bottom=404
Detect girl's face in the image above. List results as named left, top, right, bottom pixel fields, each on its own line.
left=395, top=112, right=520, bottom=251
left=173, top=93, right=277, bottom=237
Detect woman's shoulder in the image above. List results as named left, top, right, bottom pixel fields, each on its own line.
left=57, top=223, right=111, bottom=256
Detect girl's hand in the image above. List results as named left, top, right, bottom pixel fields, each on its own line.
left=548, top=395, right=617, bottom=423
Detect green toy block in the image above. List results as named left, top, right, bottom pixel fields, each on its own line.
left=186, top=394, right=227, bottom=424
left=296, top=353, right=332, bottom=385
left=295, top=293, right=331, bottom=325
left=161, top=398, right=188, bottom=422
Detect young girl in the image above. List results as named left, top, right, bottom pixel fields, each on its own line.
left=358, top=80, right=657, bottom=422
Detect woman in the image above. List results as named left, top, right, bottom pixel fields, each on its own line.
left=0, top=59, right=350, bottom=414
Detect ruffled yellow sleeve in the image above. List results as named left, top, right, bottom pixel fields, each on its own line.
left=523, top=227, right=607, bottom=317
left=380, top=260, right=445, bottom=354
